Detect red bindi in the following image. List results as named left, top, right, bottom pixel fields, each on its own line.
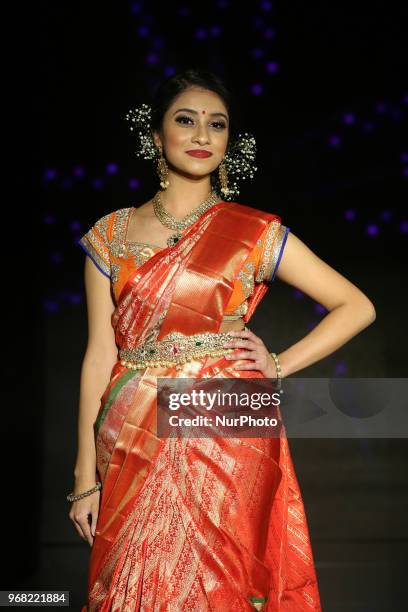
left=202, top=110, right=206, bottom=114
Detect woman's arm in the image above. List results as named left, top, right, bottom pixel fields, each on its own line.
left=73, top=256, right=118, bottom=489
left=275, top=232, right=376, bottom=378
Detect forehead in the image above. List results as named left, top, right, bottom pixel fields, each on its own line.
left=167, top=87, right=228, bottom=115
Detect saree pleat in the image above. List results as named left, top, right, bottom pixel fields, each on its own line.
left=81, top=202, right=322, bottom=611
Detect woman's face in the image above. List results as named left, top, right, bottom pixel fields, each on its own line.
left=152, top=87, right=229, bottom=180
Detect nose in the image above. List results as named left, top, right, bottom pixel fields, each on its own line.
left=192, top=122, right=211, bottom=145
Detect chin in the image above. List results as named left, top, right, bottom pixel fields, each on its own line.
left=171, top=158, right=220, bottom=179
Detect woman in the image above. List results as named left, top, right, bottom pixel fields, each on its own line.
left=69, top=69, right=376, bottom=611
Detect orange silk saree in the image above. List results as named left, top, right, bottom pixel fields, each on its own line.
left=79, top=200, right=322, bottom=611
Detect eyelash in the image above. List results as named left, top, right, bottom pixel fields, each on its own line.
left=175, top=115, right=227, bottom=130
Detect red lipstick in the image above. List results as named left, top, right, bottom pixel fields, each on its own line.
left=185, top=150, right=213, bottom=158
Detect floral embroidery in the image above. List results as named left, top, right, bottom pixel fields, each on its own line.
left=111, top=263, right=121, bottom=284
left=237, top=260, right=255, bottom=300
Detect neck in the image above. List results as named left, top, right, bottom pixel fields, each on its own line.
left=156, top=172, right=218, bottom=217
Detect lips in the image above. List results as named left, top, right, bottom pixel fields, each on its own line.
left=185, top=150, right=213, bottom=158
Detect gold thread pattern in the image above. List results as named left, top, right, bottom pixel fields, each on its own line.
left=255, top=221, right=290, bottom=283
left=78, top=212, right=112, bottom=278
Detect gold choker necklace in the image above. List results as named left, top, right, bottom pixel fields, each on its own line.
left=152, top=190, right=220, bottom=247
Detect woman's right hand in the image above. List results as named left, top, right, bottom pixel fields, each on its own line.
left=68, top=481, right=101, bottom=547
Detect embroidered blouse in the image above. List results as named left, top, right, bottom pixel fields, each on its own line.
left=78, top=207, right=290, bottom=318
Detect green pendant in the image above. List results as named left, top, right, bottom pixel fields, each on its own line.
left=167, top=233, right=182, bottom=247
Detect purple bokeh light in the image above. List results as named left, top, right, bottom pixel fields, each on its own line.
left=400, top=221, right=408, bottom=233
left=266, top=61, right=279, bottom=74
left=70, top=220, right=82, bottom=232
left=366, top=223, right=379, bottom=236
left=263, top=28, right=275, bottom=39
left=92, top=178, right=104, bottom=190
left=314, top=303, right=327, bottom=315
left=400, top=152, right=408, bottom=163
left=261, top=0, right=273, bottom=10
left=252, top=48, right=264, bottom=59
left=69, top=293, right=82, bottom=305
left=106, top=162, right=119, bottom=174
left=164, top=66, right=176, bottom=77
left=380, top=210, right=392, bottom=221
left=305, top=319, right=318, bottom=332
left=73, top=165, right=85, bottom=177
left=195, top=28, right=207, bottom=40
left=344, top=209, right=356, bottom=221
left=44, top=168, right=58, bottom=181
left=343, top=112, right=355, bottom=125
left=328, top=134, right=341, bottom=148
left=44, top=299, right=59, bottom=313
left=128, top=178, right=140, bottom=190
left=251, top=83, right=263, bottom=96
left=334, top=361, right=348, bottom=376
left=146, top=52, right=159, bottom=65
left=130, top=2, right=142, bottom=13
left=375, top=101, right=387, bottom=113
left=137, top=25, right=149, bottom=38
left=210, top=25, right=221, bottom=37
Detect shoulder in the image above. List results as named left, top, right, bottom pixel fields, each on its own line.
left=87, top=206, right=133, bottom=243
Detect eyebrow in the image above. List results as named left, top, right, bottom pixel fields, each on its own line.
left=173, top=108, right=229, bottom=121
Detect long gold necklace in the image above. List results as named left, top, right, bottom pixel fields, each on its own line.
left=153, top=189, right=220, bottom=247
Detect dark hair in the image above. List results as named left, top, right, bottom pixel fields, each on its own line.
left=150, top=67, right=239, bottom=145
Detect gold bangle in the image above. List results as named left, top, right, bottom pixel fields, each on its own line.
left=66, top=481, right=102, bottom=503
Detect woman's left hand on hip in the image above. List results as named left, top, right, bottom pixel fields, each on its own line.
left=223, top=327, right=277, bottom=377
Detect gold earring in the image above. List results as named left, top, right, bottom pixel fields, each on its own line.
left=157, top=148, right=170, bottom=189
left=218, top=160, right=231, bottom=196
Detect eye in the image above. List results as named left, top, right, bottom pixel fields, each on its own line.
left=174, top=115, right=227, bottom=130
left=175, top=115, right=194, bottom=125
left=212, top=121, right=227, bottom=130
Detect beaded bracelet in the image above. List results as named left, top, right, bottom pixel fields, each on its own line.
left=66, top=481, right=102, bottom=503
left=269, top=352, right=282, bottom=389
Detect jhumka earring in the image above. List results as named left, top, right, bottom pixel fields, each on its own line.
left=157, top=148, right=170, bottom=189
left=218, top=160, right=231, bottom=197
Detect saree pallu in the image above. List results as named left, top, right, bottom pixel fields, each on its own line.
left=82, top=202, right=322, bottom=611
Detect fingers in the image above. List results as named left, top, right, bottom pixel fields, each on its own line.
left=69, top=506, right=95, bottom=547
left=90, top=510, right=98, bottom=537
left=74, top=520, right=88, bottom=543
left=76, top=512, right=93, bottom=546
left=232, top=362, right=261, bottom=370
left=225, top=351, right=255, bottom=361
left=224, top=329, right=263, bottom=349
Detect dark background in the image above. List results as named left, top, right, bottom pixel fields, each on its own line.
left=5, top=1, right=407, bottom=610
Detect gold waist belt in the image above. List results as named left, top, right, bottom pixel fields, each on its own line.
left=119, top=330, right=238, bottom=371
